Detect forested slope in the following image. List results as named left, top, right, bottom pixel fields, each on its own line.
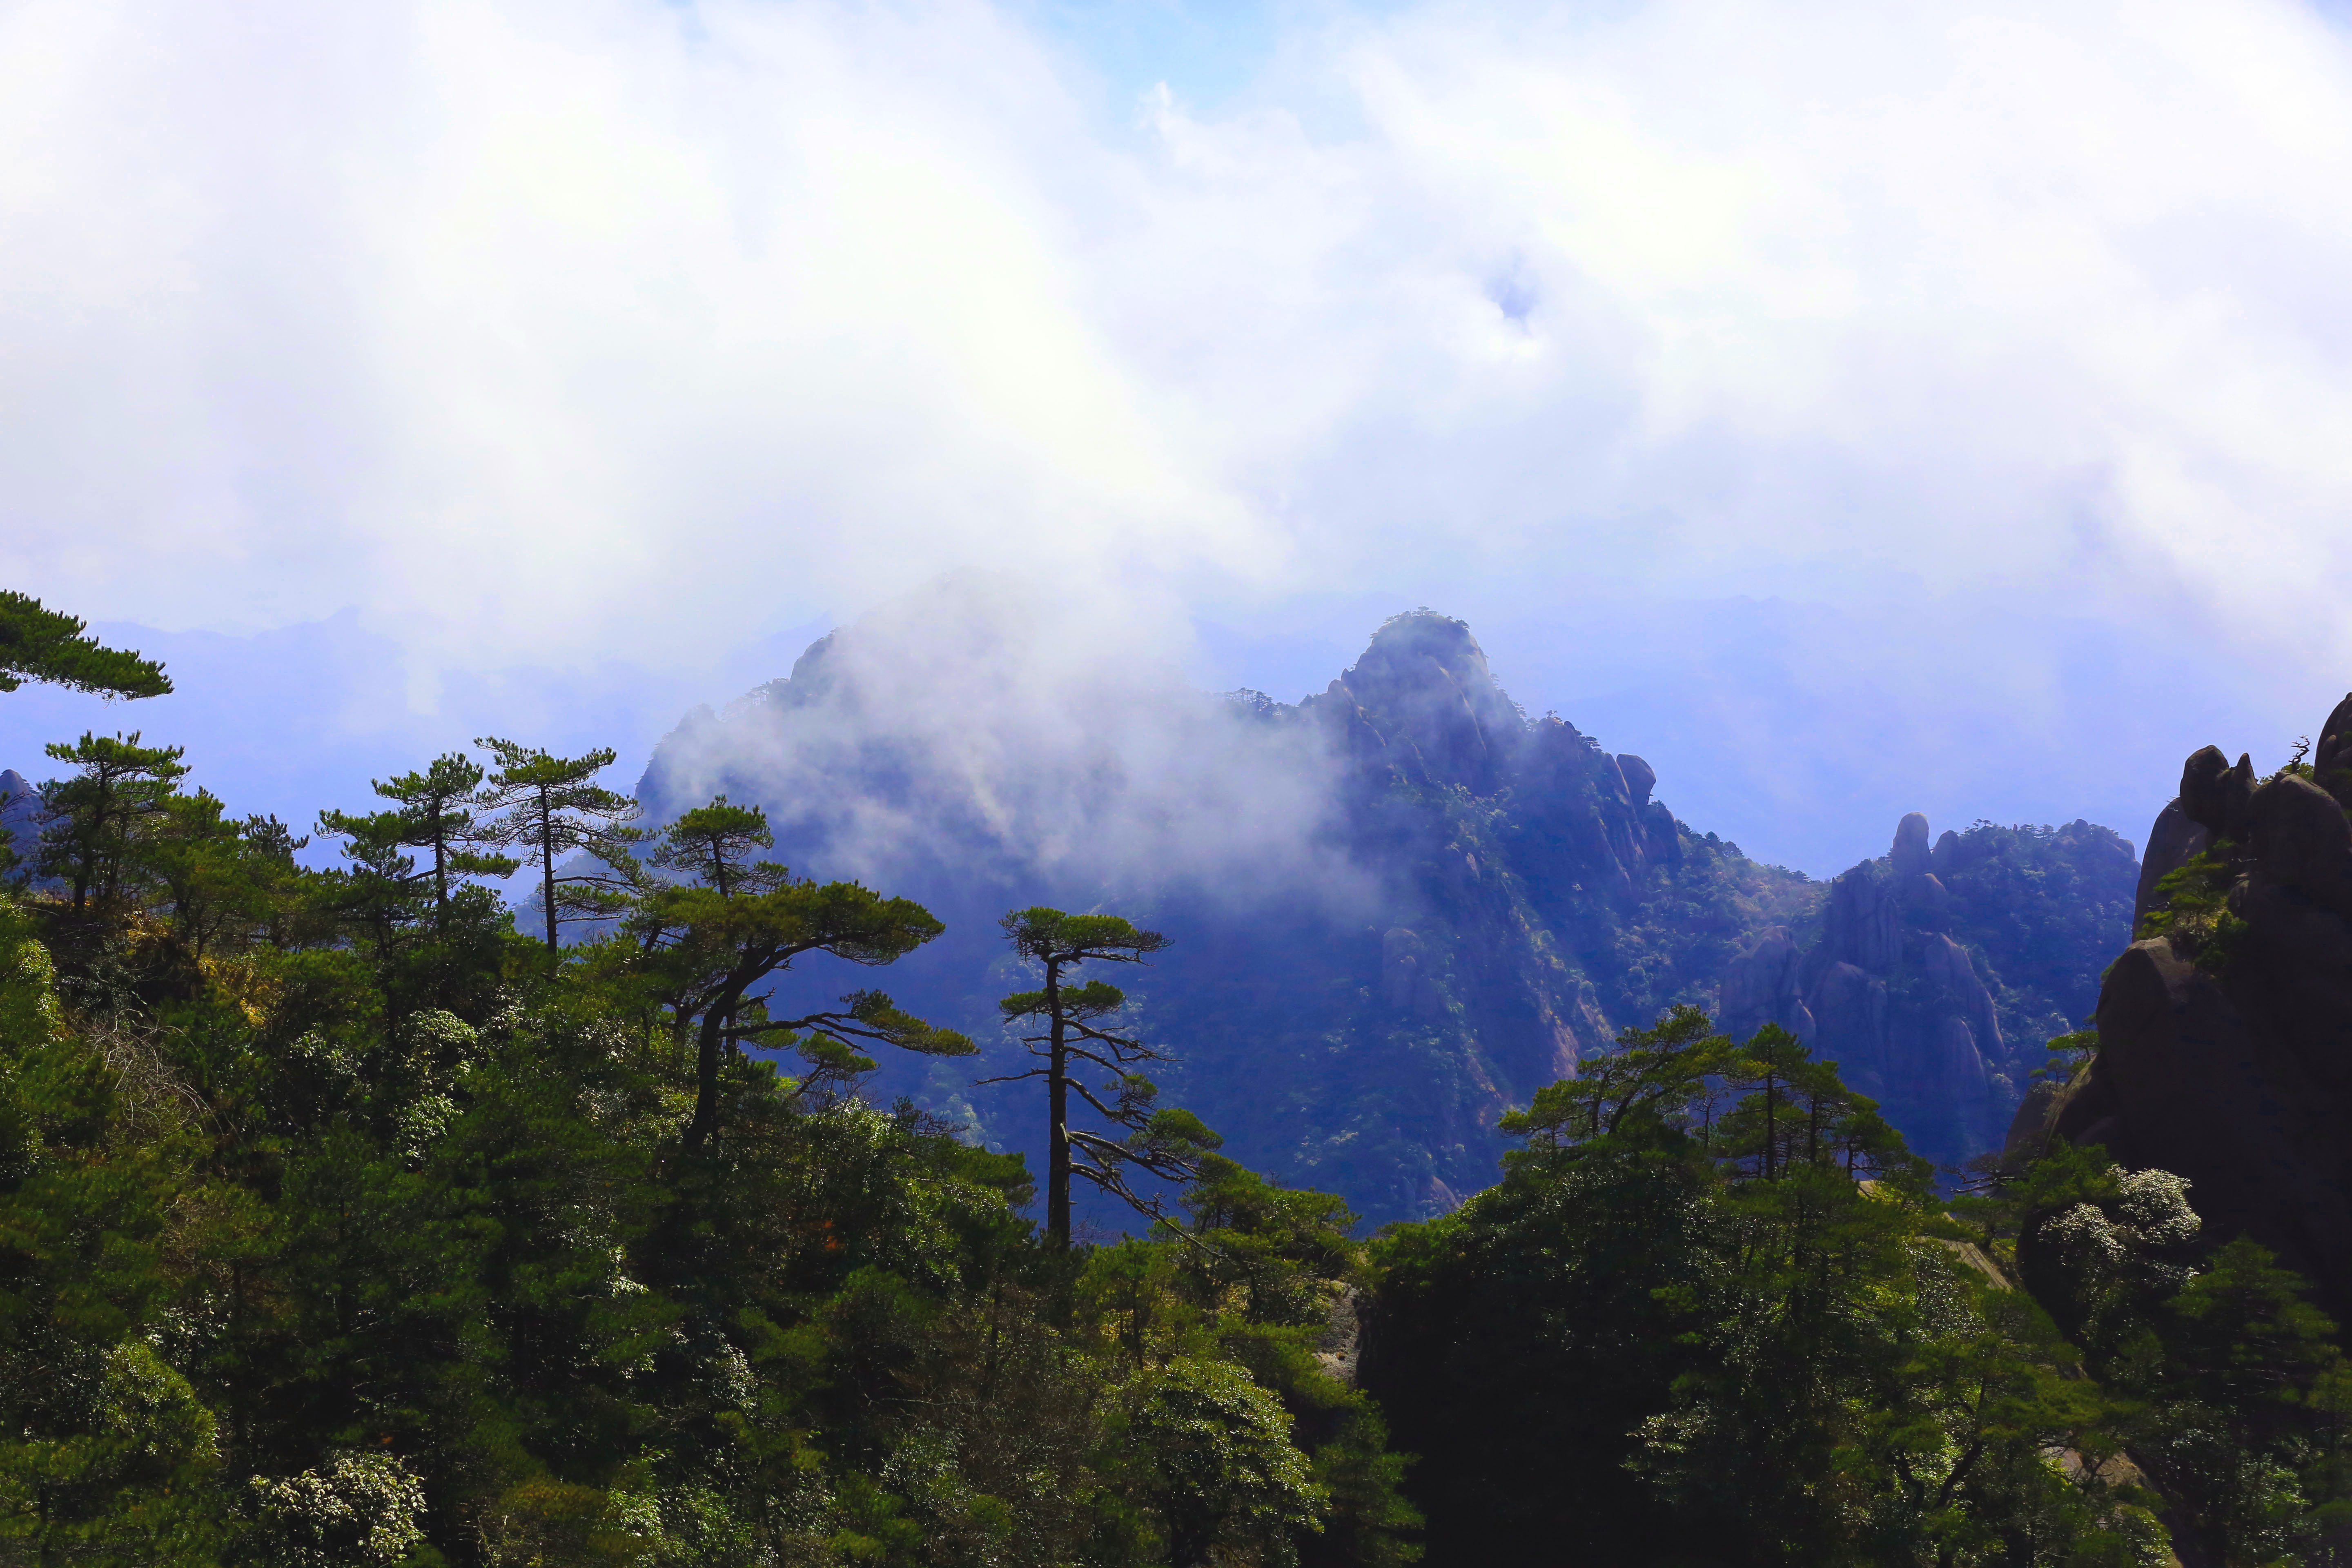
left=0, top=734, right=1412, bottom=1564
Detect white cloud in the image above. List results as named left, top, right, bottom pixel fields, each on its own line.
left=4, top=0, right=2352, bottom=693
left=0, top=0, right=1246, bottom=671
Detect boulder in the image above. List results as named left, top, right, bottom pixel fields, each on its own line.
left=2071, top=935, right=2352, bottom=1314
left=2064, top=721, right=2352, bottom=1317
left=1891, top=812, right=1932, bottom=879
left=2132, top=799, right=2209, bottom=933
left=2246, top=772, right=2352, bottom=916
left=1616, top=754, right=1657, bottom=808
left=2316, top=692, right=2352, bottom=811
left=2219, top=753, right=2257, bottom=843
left=2179, top=746, right=2232, bottom=838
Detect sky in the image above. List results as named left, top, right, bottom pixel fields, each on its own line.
left=6, top=0, right=2352, bottom=876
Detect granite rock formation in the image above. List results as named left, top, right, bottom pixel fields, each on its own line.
left=1726, top=811, right=2139, bottom=1166
left=2027, top=702, right=2352, bottom=1316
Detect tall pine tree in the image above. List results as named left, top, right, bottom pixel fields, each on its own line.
left=474, top=738, right=641, bottom=965
left=989, top=907, right=1218, bottom=1248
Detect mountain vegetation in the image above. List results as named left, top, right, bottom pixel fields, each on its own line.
left=0, top=730, right=1408, bottom=1565
left=3, top=599, right=2341, bottom=1565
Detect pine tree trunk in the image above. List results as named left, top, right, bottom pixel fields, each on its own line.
left=1047, top=958, right=1070, bottom=1247
left=540, top=791, right=558, bottom=965
left=685, top=987, right=735, bottom=1153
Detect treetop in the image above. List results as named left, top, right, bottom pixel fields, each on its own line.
left=475, top=736, right=626, bottom=796
left=1000, top=905, right=1170, bottom=963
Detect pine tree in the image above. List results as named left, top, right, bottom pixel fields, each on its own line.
left=0, top=591, right=170, bottom=698
left=32, top=732, right=189, bottom=913
left=474, top=738, right=641, bottom=965
left=625, top=799, right=972, bottom=1152
left=988, top=907, right=1219, bottom=1248
left=324, top=753, right=516, bottom=938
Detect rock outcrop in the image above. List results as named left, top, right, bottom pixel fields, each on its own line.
left=1730, top=811, right=2139, bottom=1167
left=1799, top=822, right=2004, bottom=1163
left=0, top=770, right=38, bottom=866
left=2034, top=710, right=2352, bottom=1315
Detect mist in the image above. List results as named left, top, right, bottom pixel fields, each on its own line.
left=8, top=0, right=2352, bottom=878
left=633, top=575, right=1379, bottom=917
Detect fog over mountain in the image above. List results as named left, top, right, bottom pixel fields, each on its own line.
left=7, top=0, right=2352, bottom=880
left=630, top=579, right=2138, bottom=1223
left=636, top=577, right=1374, bottom=915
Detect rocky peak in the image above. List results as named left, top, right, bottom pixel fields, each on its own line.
left=2033, top=698, right=2352, bottom=1316
left=1891, top=812, right=1931, bottom=878
left=1616, top=754, right=1657, bottom=807
left=1331, top=611, right=1525, bottom=793
left=1760, top=812, right=2014, bottom=1163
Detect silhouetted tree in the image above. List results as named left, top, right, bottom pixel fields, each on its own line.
left=989, top=906, right=1219, bottom=1247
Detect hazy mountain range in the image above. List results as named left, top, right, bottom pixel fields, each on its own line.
left=628, top=581, right=2139, bottom=1225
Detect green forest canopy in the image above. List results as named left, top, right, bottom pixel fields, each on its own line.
left=0, top=724, right=2344, bottom=1566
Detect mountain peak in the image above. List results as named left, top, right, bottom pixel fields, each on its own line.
left=1327, top=610, right=1526, bottom=794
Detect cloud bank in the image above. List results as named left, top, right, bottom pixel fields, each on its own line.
left=4, top=0, right=2352, bottom=871
left=635, top=574, right=1375, bottom=910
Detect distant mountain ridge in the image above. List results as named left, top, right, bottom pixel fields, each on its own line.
left=0, top=603, right=2140, bottom=1218
left=621, top=590, right=2142, bottom=1221
left=1724, top=813, right=2136, bottom=1163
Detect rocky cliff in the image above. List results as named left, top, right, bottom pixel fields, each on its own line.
left=1725, top=812, right=2138, bottom=1165
left=2025, top=697, right=2352, bottom=1316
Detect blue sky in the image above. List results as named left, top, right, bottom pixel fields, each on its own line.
left=6, top=0, right=2352, bottom=876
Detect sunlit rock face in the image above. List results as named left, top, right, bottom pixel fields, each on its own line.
left=2031, top=699, right=2352, bottom=1317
